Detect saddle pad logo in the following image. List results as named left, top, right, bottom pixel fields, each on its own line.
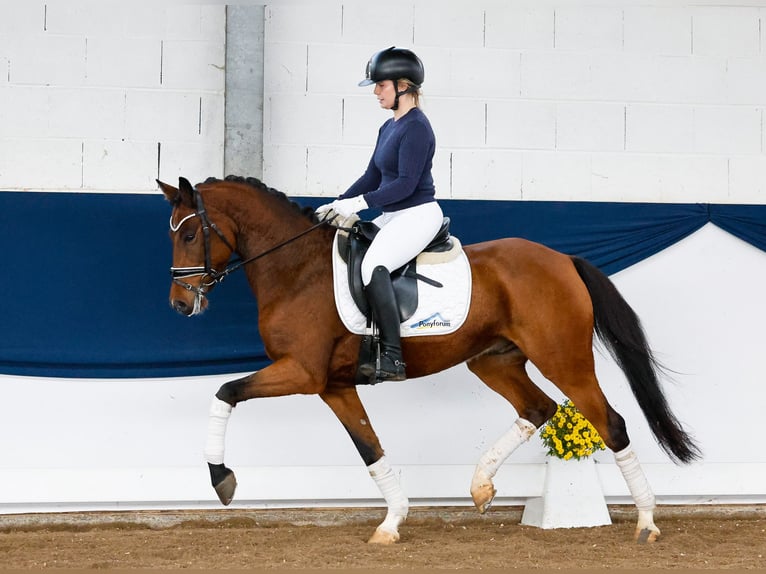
left=410, top=312, right=452, bottom=331
left=332, top=233, right=472, bottom=338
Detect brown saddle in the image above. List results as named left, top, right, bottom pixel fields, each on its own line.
left=337, top=217, right=453, bottom=322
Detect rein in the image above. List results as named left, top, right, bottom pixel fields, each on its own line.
left=169, top=185, right=329, bottom=294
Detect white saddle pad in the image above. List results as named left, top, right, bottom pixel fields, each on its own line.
left=332, top=232, right=472, bottom=337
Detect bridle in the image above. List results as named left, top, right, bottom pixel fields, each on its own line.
left=169, top=184, right=329, bottom=298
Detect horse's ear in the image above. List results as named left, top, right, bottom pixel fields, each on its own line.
left=156, top=179, right=180, bottom=204
left=177, top=177, right=197, bottom=208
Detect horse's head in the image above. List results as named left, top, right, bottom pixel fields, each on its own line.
left=157, top=177, right=236, bottom=316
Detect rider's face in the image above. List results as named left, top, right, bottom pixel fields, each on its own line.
left=374, top=80, right=397, bottom=110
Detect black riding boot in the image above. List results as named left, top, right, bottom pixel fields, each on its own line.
left=359, top=266, right=407, bottom=382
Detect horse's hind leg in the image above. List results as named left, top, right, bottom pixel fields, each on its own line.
left=320, top=386, right=408, bottom=545
left=466, top=349, right=557, bottom=514
left=539, top=360, right=660, bottom=542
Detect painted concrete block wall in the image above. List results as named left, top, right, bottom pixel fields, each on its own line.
left=0, top=4, right=225, bottom=192
left=263, top=2, right=766, bottom=204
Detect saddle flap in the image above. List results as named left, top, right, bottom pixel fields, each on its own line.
left=339, top=216, right=453, bottom=323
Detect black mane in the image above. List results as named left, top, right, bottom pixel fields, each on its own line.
left=202, top=175, right=320, bottom=224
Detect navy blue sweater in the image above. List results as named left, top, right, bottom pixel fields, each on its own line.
left=340, top=107, right=437, bottom=212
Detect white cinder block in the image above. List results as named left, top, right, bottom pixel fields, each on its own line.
left=267, top=94, right=342, bottom=146
left=409, top=46, right=450, bottom=97
left=121, top=5, right=168, bottom=39
left=656, top=156, right=728, bottom=202
left=263, top=144, right=308, bottom=195
left=158, top=141, right=224, bottom=186
left=126, top=91, right=202, bottom=141
left=44, top=3, right=124, bottom=36
left=308, top=44, right=369, bottom=94
left=520, top=51, right=593, bottom=100
left=264, top=42, right=308, bottom=94
left=445, top=48, right=520, bottom=99
left=161, top=41, right=225, bottom=92
left=432, top=148, right=451, bottom=199
left=623, top=7, right=691, bottom=56
left=163, top=5, right=226, bottom=43
left=414, top=1, right=484, bottom=48
left=729, top=156, right=766, bottom=203
left=86, top=37, right=161, bottom=88
left=485, top=6, right=554, bottom=50
left=0, top=3, right=42, bottom=35
left=556, top=102, right=624, bottom=152
left=48, top=88, right=126, bottom=139
left=265, top=4, right=343, bottom=44
left=693, top=7, right=760, bottom=57
left=591, top=153, right=662, bottom=201
left=342, top=95, right=390, bottom=146
left=0, top=86, right=50, bottom=137
left=0, top=138, right=82, bottom=189
left=200, top=94, right=225, bottom=141
left=626, top=104, right=694, bottom=153
left=693, top=106, right=761, bottom=155
left=521, top=151, right=592, bottom=201
left=554, top=7, right=623, bottom=52
left=725, top=58, right=766, bottom=105
left=341, top=3, right=414, bottom=46
left=451, top=150, right=523, bottom=200
left=589, top=53, right=659, bottom=102
left=487, top=100, right=556, bottom=150
left=83, top=140, right=158, bottom=190
left=653, top=55, right=728, bottom=105
left=307, top=146, right=370, bottom=197
left=8, top=33, right=86, bottom=86
left=425, top=98, right=485, bottom=148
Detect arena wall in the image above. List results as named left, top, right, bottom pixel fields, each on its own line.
left=0, top=1, right=764, bottom=512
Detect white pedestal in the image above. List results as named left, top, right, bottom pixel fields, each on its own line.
left=521, top=457, right=612, bottom=529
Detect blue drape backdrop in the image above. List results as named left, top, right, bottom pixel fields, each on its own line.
left=2, top=192, right=764, bottom=378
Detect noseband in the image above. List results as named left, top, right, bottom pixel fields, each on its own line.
left=169, top=184, right=329, bottom=297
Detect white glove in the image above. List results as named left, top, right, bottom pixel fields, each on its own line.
left=316, top=195, right=368, bottom=220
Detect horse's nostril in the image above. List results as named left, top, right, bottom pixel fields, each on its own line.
left=172, top=299, right=191, bottom=315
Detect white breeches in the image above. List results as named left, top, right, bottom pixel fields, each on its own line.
left=362, top=201, right=444, bottom=285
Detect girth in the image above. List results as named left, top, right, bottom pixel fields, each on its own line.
left=337, top=217, right=452, bottom=321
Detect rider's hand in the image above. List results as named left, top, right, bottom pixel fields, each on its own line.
left=332, top=196, right=368, bottom=218
left=315, top=201, right=336, bottom=220
left=315, top=196, right=368, bottom=221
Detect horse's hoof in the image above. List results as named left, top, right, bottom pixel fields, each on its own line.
left=470, top=482, right=497, bottom=514
left=367, top=527, right=400, bottom=544
left=208, top=463, right=237, bottom=506
left=636, top=527, right=660, bottom=544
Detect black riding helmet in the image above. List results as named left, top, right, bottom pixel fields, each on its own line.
left=359, top=46, right=424, bottom=110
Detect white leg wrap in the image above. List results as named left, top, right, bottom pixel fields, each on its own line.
left=476, top=418, right=537, bottom=479
left=203, top=398, right=233, bottom=465
left=614, top=444, right=655, bottom=511
left=368, top=456, right=409, bottom=532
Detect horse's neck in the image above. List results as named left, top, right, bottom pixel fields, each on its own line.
left=225, top=195, right=332, bottom=298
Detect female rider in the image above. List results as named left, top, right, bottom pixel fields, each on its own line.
left=316, top=46, right=443, bottom=383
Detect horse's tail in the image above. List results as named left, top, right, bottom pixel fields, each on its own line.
left=570, top=256, right=701, bottom=464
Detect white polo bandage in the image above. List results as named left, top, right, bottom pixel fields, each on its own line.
left=368, top=456, right=409, bottom=532
left=203, top=397, right=233, bottom=465
left=477, top=418, right=537, bottom=479
left=614, top=444, right=655, bottom=511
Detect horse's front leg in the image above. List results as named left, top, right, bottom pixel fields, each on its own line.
left=204, top=356, right=325, bottom=506
left=320, top=386, right=408, bottom=545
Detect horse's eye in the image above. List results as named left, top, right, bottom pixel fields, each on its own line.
left=183, top=232, right=196, bottom=243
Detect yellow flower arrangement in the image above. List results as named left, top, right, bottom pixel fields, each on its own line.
left=539, top=399, right=606, bottom=460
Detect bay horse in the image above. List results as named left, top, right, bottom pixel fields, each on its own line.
left=158, top=175, right=700, bottom=545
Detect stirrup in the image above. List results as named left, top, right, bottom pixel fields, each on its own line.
left=375, top=353, right=407, bottom=382
left=358, top=354, right=407, bottom=383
